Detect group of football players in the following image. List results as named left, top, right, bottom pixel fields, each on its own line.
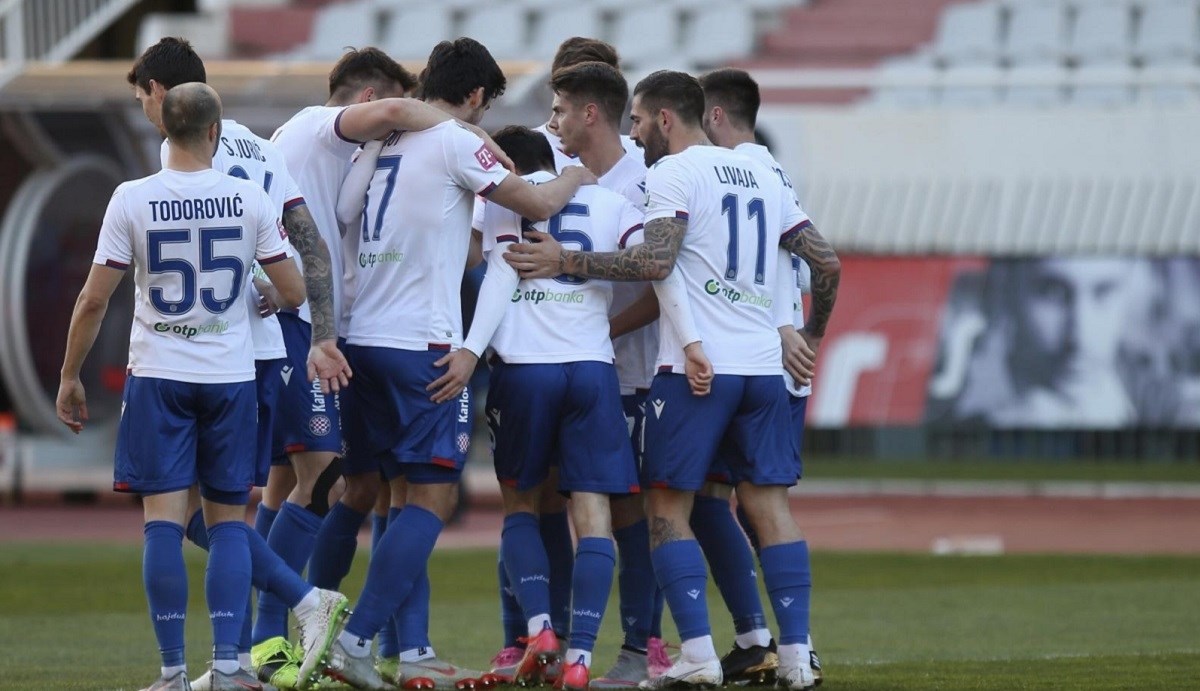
left=57, top=31, right=839, bottom=691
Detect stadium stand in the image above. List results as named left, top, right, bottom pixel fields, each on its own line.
left=870, top=0, right=1200, bottom=107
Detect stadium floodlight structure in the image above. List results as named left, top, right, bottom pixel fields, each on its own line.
left=0, top=0, right=140, bottom=92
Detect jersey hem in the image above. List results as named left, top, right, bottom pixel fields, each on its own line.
left=128, top=367, right=255, bottom=384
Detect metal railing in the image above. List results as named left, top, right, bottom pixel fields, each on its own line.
left=0, top=0, right=139, bottom=92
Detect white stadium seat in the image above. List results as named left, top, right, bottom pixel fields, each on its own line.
left=300, top=1, right=378, bottom=61
left=940, top=64, right=1005, bottom=106
left=1004, top=2, right=1069, bottom=65
left=380, top=4, right=453, bottom=61
left=683, top=5, right=756, bottom=66
left=869, top=56, right=940, bottom=107
left=1003, top=64, right=1069, bottom=105
left=1070, top=63, right=1136, bottom=105
left=609, top=5, right=681, bottom=66
left=1067, top=2, right=1132, bottom=65
left=1135, top=0, right=1199, bottom=66
left=528, top=6, right=603, bottom=61
left=459, top=4, right=529, bottom=61
left=934, top=1, right=1003, bottom=66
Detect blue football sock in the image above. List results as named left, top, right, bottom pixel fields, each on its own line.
left=243, top=524, right=311, bottom=610
left=613, top=520, right=655, bottom=650
left=735, top=503, right=761, bottom=555
left=651, top=540, right=711, bottom=642
left=185, top=509, right=208, bottom=550
left=397, top=566, right=432, bottom=652
left=240, top=598, right=254, bottom=655
left=650, top=588, right=665, bottom=640
left=568, top=537, right=615, bottom=654
left=691, top=495, right=767, bottom=635
left=207, top=521, right=251, bottom=664
left=372, top=513, right=400, bottom=659
left=343, top=505, right=443, bottom=641
left=254, top=501, right=320, bottom=644
left=501, top=512, right=552, bottom=623
left=144, top=521, right=188, bottom=668
left=759, top=541, right=811, bottom=645
left=308, top=501, right=367, bottom=590
left=498, top=555, right=525, bottom=648
left=254, top=502, right=280, bottom=541
left=540, top=510, right=574, bottom=636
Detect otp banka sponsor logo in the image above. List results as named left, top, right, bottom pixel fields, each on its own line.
left=153, top=320, right=230, bottom=339
left=358, top=249, right=404, bottom=268
left=703, top=279, right=772, bottom=309
left=510, top=287, right=584, bottom=305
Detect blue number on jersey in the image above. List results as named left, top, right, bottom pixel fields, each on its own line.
left=227, top=165, right=274, bottom=194
left=361, top=155, right=402, bottom=243
left=522, top=202, right=593, bottom=286
left=148, top=228, right=245, bottom=315
left=720, top=194, right=768, bottom=285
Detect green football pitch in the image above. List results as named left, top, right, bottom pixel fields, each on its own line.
left=1, top=544, right=1197, bottom=690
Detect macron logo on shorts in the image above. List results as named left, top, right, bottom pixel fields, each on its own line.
left=475, top=145, right=499, bottom=170
left=280, top=365, right=293, bottom=385
left=651, top=399, right=666, bottom=419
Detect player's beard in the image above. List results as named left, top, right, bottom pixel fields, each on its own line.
left=641, top=124, right=669, bottom=167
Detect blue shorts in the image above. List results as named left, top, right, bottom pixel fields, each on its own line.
left=622, top=389, right=649, bottom=469
left=114, top=375, right=256, bottom=503
left=643, top=373, right=797, bottom=491
left=488, top=361, right=638, bottom=495
left=273, top=312, right=342, bottom=459
left=255, top=358, right=285, bottom=485
left=709, top=393, right=809, bottom=485
left=341, top=345, right=470, bottom=483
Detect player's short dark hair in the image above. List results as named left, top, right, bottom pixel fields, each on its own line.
left=698, top=68, right=760, bottom=130
left=551, top=37, right=620, bottom=74
left=550, top=61, right=629, bottom=126
left=126, top=37, right=206, bottom=92
left=329, top=47, right=417, bottom=99
left=161, top=82, right=221, bottom=146
left=490, top=126, right=555, bottom=176
left=633, top=70, right=704, bottom=127
left=419, top=38, right=506, bottom=107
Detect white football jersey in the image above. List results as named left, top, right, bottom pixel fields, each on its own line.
left=347, top=121, right=510, bottom=350
left=644, top=145, right=810, bottom=377
left=272, top=105, right=362, bottom=330
left=596, top=151, right=660, bottom=395
left=735, top=142, right=813, bottom=397
left=160, top=119, right=303, bottom=360
left=535, top=123, right=641, bottom=173
left=475, top=171, right=644, bottom=364
left=93, top=169, right=289, bottom=384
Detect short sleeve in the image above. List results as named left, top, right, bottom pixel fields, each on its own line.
left=279, top=164, right=306, bottom=213
left=642, top=157, right=691, bottom=224
left=445, top=124, right=511, bottom=197
left=253, top=189, right=291, bottom=265
left=616, top=198, right=646, bottom=250
left=472, top=196, right=486, bottom=232
left=481, top=196, right=523, bottom=256
left=779, top=193, right=812, bottom=243
left=93, top=186, right=133, bottom=270
left=275, top=106, right=360, bottom=158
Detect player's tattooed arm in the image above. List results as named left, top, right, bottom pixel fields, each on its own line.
left=282, top=204, right=336, bottom=343
left=780, top=222, right=841, bottom=339
left=565, top=216, right=686, bottom=281
left=508, top=216, right=688, bottom=281
left=649, top=516, right=686, bottom=549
